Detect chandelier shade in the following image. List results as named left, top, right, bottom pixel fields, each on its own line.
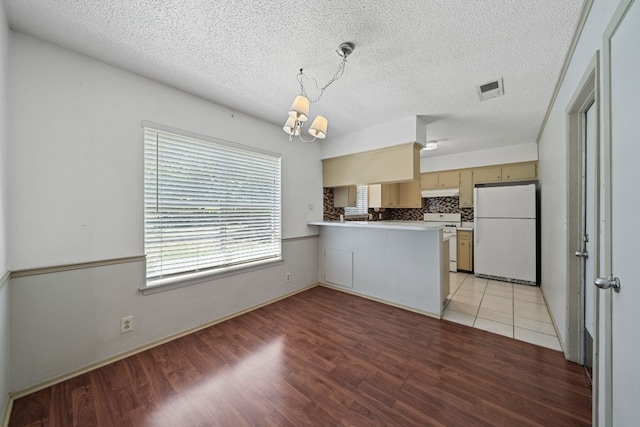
left=288, top=95, right=310, bottom=122
left=283, top=117, right=300, bottom=136
left=308, top=115, right=328, bottom=139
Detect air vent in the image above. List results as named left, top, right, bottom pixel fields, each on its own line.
left=477, top=78, right=504, bottom=101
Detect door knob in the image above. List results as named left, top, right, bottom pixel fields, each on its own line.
left=575, top=251, right=588, bottom=258
left=594, top=275, right=621, bottom=293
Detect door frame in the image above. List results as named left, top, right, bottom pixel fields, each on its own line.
left=565, top=52, right=600, bottom=362
left=565, top=52, right=600, bottom=424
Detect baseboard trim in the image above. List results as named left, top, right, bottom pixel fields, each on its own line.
left=318, top=282, right=441, bottom=320
left=0, top=271, right=8, bottom=293
left=8, top=283, right=319, bottom=402
left=540, top=286, right=566, bottom=356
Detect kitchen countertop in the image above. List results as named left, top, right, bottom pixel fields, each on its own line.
left=308, top=220, right=444, bottom=232
left=457, top=227, right=474, bottom=231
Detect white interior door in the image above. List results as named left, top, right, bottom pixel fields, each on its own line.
left=603, top=0, right=640, bottom=424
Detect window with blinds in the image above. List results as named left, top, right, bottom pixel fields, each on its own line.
left=344, top=185, right=368, bottom=217
left=144, top=127, right=282, bottom=283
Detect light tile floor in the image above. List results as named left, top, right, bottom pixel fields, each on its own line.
left=442, top=272, right=563, bottom=351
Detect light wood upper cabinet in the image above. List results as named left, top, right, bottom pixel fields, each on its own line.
left=368, top=183, right=399, bottom=208
left=420, top=171, right=460, bottom=190
left=333, top=186, right=357, bottom=208
left=459, top=170, right=473, bottom=207
left=473, top=166, right=502, bottom=183
left=472, top=162, right=537, bottom=185
left=420, top=172, right=439, bottom=190
left=438, top=171, right=459, bottom=188
left=397, top=180, right=422, bottom=208
left=502, top=163, right=537, bottom=181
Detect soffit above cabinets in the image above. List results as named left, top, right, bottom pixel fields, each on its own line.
left=322, top=143, right=421, bottom=188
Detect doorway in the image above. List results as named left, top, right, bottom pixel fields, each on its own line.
left=565, top=52, right=599, bottom=368
left=580, top=101, right=596, bottom=379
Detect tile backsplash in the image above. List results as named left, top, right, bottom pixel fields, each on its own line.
left=323, top=188, right=473, bottom=222
left=388, top=197, right=474, bottom=222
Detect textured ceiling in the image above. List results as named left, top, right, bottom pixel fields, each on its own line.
left=3, top=0, right=584, bottom=157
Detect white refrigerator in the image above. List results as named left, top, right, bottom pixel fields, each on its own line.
left=474, top=183, right=537, bottom=285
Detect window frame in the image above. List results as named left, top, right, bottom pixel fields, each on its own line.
left=344, top=185, right=369, bottom=217
left=141, top=122, right=282, bottom=292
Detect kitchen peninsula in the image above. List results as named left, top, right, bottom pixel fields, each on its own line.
left=308, top=221, right=450, bottom=317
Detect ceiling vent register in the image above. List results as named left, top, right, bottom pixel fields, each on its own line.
left=477, top=78, right=504, bottom=101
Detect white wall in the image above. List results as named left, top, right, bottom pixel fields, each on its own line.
left=537, top=0, right=617, bottom=360
left=0, top=1, right=9, bottom=420
left=320, top=116, right=426, bottom=159
left=420, top=143, right=538, bottom=172
left=7, top=32, right=322, bottom=391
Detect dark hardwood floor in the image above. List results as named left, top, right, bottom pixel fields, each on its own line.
left=9, top=286, right=592, bottom=426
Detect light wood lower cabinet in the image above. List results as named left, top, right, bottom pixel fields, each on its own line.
left=457, top=230, right=473, bottom=272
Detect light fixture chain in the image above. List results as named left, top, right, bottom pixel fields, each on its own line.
left=284, top=42, right=354, bottom=142
left=297, top=55, right=348, bottom=104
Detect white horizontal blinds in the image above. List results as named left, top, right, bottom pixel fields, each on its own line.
left=344, top=185, right=368, bottom=216
left=144, top=128, right=281, bottom=281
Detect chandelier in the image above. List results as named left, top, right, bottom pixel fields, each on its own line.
left=283, top=42, right=355, bottom=142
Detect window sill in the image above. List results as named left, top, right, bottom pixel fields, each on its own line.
left=139, top=258, right=284, bottom=295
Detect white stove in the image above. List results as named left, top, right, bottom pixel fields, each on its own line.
left=424, top=213, right=461, bottom=271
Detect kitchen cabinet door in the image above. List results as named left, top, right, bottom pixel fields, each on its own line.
left=368, top=183, right=399, bottom=208
left=381, top=183, right=399, bottom=207
left=457, top=230, right=473, bottom=272
left=438, top=171, right=460, bottom=188
left=502, top=163, right=537, bottom=181
left=420, top=173, right=439, bottom=190
left=397, top=180, right=422, bottom=208
left=473, top=166, right=502, bottom=183
left=459, top=170, right=473, bottom=207
left=333, top=186, right=357, bottom=207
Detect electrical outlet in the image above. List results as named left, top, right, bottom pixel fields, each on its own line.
left=121, top=315, right=133, bottom=334
left=286, top=272, right=291, bottom=282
